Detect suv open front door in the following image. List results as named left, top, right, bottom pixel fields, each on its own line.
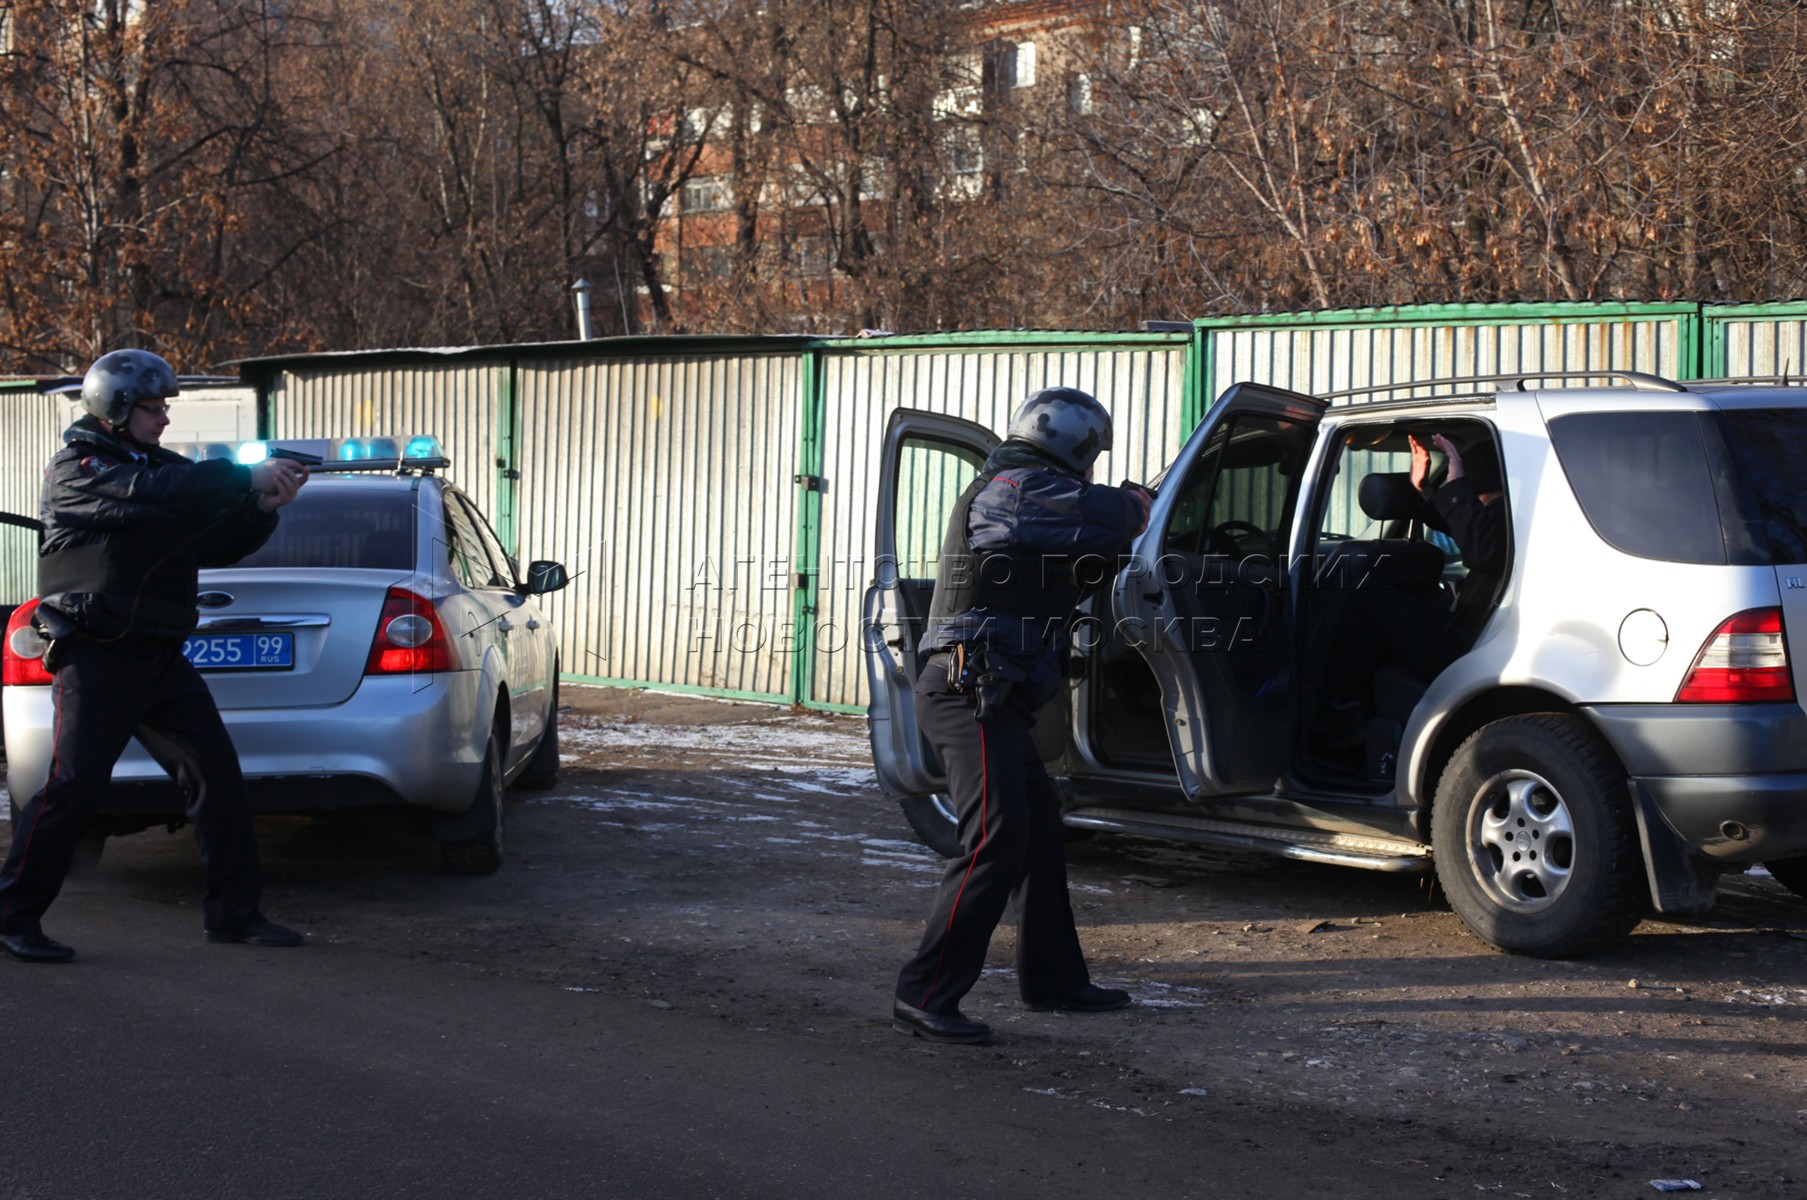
left=863, top=409, right=999, bottom=850
left=1111, top=383, right=1326, bottom=799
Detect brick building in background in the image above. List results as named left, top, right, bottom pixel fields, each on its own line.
left=637, top=0, right=1135, bottom=334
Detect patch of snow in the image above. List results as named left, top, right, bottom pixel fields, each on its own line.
left=861, top=857, right=941, bottom=874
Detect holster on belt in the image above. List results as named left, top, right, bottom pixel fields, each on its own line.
left=972, top=669, right=1014, bottom=724
left=940, top=643, right=1016, bottom=723
left=35, top=605, right=77, bottom=673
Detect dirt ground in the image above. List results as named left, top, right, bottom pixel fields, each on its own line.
left=8, top=682, right=1807, bottom=1196
left=477, top=685, right=1805, bottom=1195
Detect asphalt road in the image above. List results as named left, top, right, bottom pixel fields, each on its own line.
left=3, top=888, right=1473, bottom=1200
left=3, top=689, right=1804, bottom=1199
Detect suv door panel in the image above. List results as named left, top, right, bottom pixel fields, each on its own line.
left=1113, top=384, right=1326, bottom=797
left=864, top=410, right=998, bottom=799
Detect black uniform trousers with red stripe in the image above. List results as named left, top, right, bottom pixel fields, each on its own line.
left=0, top=637, right=263, bottom=938
left=895, top=677, right=1090, bottom=1016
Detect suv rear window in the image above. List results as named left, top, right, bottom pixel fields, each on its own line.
left=230, top=487, right=416, bottom=570
left=1712, top=409, right=1807, bottom=564
left=1550, top=407, right=1807, bottom=566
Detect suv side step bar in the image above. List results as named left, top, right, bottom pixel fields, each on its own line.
left=1062, top=807, right=1434, bottom=873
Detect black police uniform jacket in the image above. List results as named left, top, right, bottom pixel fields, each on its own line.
left=919, top=439, right=1145, bottom=705
left=37, top=416, right=279, bottom=642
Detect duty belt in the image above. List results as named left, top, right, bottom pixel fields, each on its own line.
left=922, top=646, right=1014, bottom=723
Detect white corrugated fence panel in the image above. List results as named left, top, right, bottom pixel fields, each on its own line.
left=812, top=342, right=1189, bottom=710
left=1719, top=318, right=1807, bottom=378
left=265, top=363, right=505, bottom=518
left=514, top=354, right=802, bottom=700
left=0, top=393, right=61, bottom=603
left=1210, top=317, right=1683, bottom=403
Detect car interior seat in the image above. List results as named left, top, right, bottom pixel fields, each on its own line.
left=1313, top=473, right=1446, bottom=592
left=1302, top=473, right=1447, bottom=784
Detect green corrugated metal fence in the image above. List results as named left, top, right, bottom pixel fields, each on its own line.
left=219, top=300, right=1804, bottom=715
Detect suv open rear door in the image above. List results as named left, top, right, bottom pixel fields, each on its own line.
left=863, top=409, right=998, bottom=800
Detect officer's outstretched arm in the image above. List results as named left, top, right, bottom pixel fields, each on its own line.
left=53, top=455, right=257, bottom=527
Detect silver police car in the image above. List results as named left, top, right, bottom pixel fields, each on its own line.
left=3, top=439, right=568, bottom=875
left=868, top=374, right=1807, bottom=957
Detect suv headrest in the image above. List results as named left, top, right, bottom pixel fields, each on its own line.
left=1358, top=472, right=1424, bottom=521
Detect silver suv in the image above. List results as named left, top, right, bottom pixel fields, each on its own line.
left=865, top=373, right=1807, bottom=957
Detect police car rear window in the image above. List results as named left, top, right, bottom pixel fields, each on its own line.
left=229, top=488, right=416, bottom=570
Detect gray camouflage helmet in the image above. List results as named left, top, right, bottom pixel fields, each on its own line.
left=80, top=349, right=180, bottom=426
left=1006, top=386, right=1113, bottom=472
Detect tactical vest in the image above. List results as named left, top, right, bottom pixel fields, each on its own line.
left=924, top=473, right=1090, bottom=643
left=38, top=535, right=193, bottom=608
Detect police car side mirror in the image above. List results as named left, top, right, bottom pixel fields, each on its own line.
left=524, top=560, right=569, bottom=595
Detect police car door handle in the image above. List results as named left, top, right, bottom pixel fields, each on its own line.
left=496, top=617, right=514, bottom=633
left=525, top=619, right=540, bottom=630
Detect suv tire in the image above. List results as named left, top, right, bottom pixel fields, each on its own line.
left=901, top=792, right=961, bottom=859
left=441, top=727, right=505, bottom=876
left=1764, top=856, right=1807, bottom=901
left=1432, top=714, right=1643, bottom=958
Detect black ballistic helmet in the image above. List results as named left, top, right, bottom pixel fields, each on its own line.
left=1006, top=386, right=1114, bottom=473
left=81, top=349, right=180, bottom=426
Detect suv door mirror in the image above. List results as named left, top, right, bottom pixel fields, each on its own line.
left=525, top=560, right=569, bottom=595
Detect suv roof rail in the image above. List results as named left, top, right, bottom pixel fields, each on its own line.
left=1319, top=369, right=1687, bottom=401
left=1686, top=375, right=1807, bottom=387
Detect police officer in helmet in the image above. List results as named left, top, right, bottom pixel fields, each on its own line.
left=893, top=386, right=1151, bottom=1044
left=0, top=349, right=308, bottom=962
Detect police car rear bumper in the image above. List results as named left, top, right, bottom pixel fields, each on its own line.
left=3, top=672, right=487, bottom=816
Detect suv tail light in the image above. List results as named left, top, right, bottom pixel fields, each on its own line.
left=1675, top=607, right=1794, bottom=703
left=364, top=588, right=459, bottom=675
left=3, top=600, right=54, bottom=687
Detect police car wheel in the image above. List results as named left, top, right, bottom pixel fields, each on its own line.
left=441, top=728, right=505, bottom=876
left=900, top=793, right=961, bottom=859
left=1765, top=856, right=1807, bottom=902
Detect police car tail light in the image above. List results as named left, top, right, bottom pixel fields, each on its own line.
left=365, top=588, right=459, bottom=675
left=1676, top=607, right=1794, bottom=703
left=3, top=600, right=54, bottom=687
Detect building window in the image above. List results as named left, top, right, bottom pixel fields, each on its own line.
left=1067, top=72, right=1093, bottom=115
left=682, top=175, right=734, bottom=214
left=784, top=84, right=832, bottom=124
left=859, top=158, right=887, bottom=201
left=791, top=237, right=834, bottom=278
left=984, top=41, right=1036, bottom=91
left=682, top=107, right=729, bottom=141
left=684, top=245, right=734, bottom=284
left=946, top=125, right=983, bottom=176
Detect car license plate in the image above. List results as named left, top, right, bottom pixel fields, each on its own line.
left=182, top=632, right=294, bottom=670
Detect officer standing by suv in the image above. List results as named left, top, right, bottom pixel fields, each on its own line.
left=893, top=387, right=1151, bottom=1044
left=0, top=349, right=308, bottom=963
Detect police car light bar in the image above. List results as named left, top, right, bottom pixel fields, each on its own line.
left=166, top=435, right=449, bottom=475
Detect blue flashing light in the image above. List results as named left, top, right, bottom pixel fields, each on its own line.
left=366, top=438, right=400, bottom=460
left=199, top=443, right=234, bottom=462
left=404, top=435, right=443, bottom=460
left=338, top=440, right=367, bottom=461
left=236, top=442, right=269, bottom=465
